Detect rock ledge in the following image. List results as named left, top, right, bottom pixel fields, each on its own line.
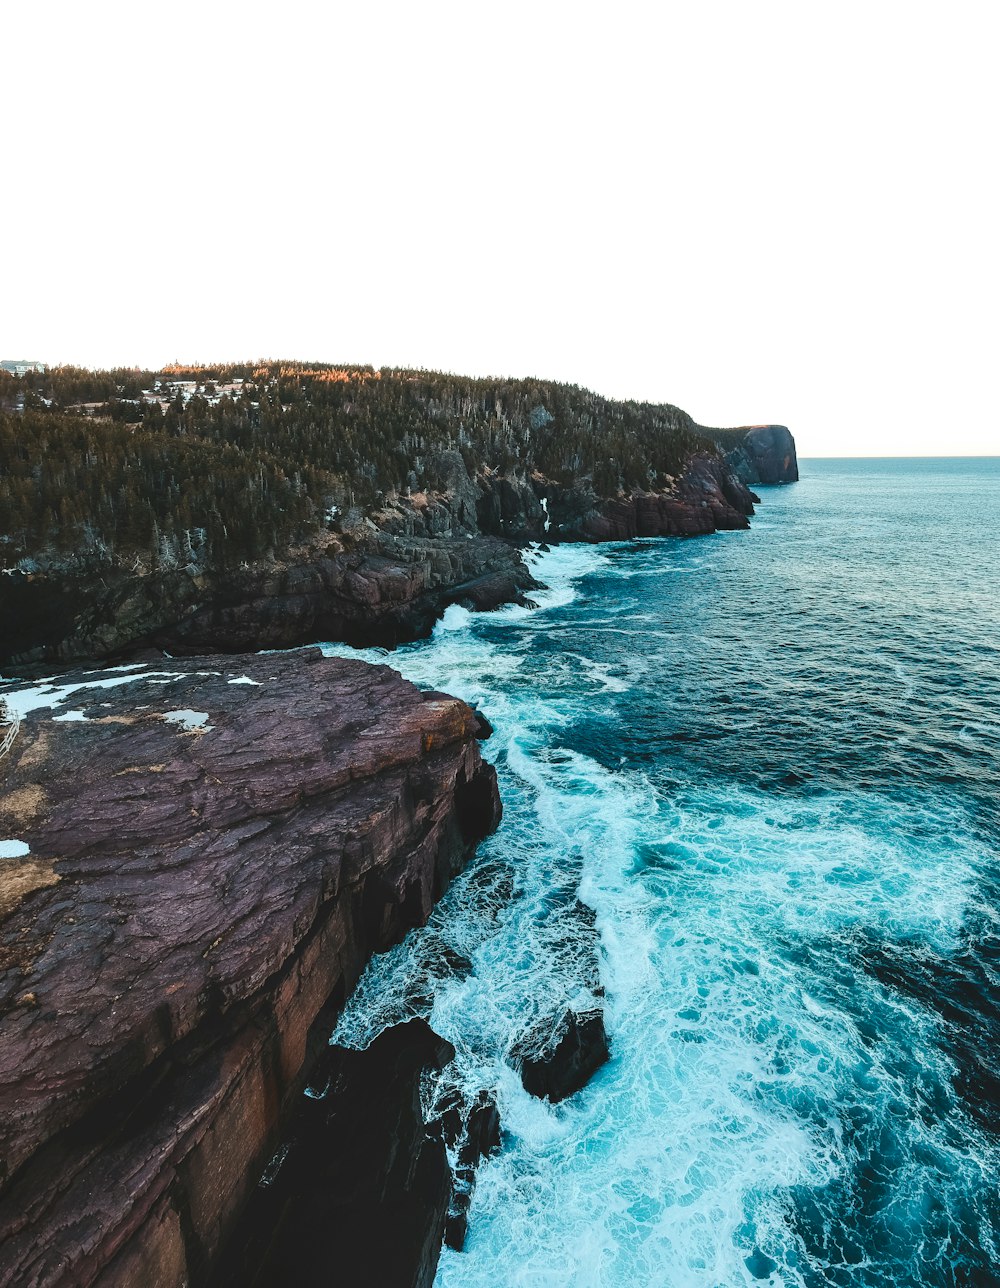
left=0, top=651, right=500, bottom=1287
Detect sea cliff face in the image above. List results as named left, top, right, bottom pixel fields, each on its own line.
left=0, top=450, right=760, bottom=671
left=0, top=652, right=500, bottom=1287
left=711, top=424, right=799, bottom=484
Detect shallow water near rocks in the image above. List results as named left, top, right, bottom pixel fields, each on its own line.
left=323, top=458, right=1000, bottom=1287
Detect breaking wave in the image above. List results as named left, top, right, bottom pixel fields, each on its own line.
left=322, top=459, right=1000, bottom=1286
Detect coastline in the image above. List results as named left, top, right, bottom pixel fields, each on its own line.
left=0, top=429, right=802, bottom=1286
left=1, top=440, right=780, bottom=676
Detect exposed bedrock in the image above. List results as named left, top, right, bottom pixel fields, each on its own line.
left=214, top=1019, right=504, bottom=1286
left=420, top=451, right=755, bottom=542
left=560, top=453, right=757, bottom=541
left=0, top=531, right=539, bottom=671
left=715, top=424, right=799, bottom=485
left=0, top=652, right=501, bottom=1288
left=0, top=447, right=761, bottom=671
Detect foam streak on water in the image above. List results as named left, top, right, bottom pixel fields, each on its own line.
left=323, top=460, right=1000, bottom=1287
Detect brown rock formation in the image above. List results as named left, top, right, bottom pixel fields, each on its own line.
left=0, top=447, right=760, bottom=673
left=710, top=424, right=799, bottom=485
left=0, top=651, right=501, bottom=1287
left=212, top=1019, right=462, bottom=1288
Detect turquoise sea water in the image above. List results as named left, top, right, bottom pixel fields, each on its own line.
left=325, top=458, right=1000, bottom=1287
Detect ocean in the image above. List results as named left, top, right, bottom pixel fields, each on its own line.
left=324, top=458, right=1000, bottom=1287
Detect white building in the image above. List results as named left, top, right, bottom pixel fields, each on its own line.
left=0, top=360, right=47, bottom=375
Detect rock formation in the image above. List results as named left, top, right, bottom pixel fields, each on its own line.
left=211, top=1019, right=458, bottom=1288
left=711, top=424, right=799, bottom=484
left=0, top=652, right=501, bottom=1287
left=0, top=529, right=539, bottom=673
left=508, top=895, right=610, bottom=1104
left=513, top=1009, right=611, bottom=1104
left=434, top=1085, right=502, bottom=1251
left=0, top=449, right=760, bottom=672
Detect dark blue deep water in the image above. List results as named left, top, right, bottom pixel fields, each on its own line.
left=326, top=458, right=1000, bottom=1287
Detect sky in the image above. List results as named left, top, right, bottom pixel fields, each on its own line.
left=3, top=0, right=997, bottom=457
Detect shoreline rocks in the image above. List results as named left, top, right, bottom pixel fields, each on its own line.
left=0, top=443, right=777, bottom=673
left=211, top=1020, right=458, bottom=1288
left=712, top=424, right=799, bottom=485
left=0, top=652, right=501, bottom=1287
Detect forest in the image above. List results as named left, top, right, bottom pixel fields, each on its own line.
left=0, top=362, right=721, bottom=571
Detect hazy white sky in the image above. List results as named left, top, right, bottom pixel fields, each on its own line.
left=4, top=0, right=997, bottom=456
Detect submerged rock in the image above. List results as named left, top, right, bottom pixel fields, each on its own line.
left=504, top=887, right=609, bottom=1103
left=0, top=652, right=501, bottom=1287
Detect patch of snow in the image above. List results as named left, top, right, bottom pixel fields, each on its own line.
left=1, top=670, right=170, bottom=719
left=0, top=839, right=30, bottom=859
left=227, top=676, right=261, bottom=686
left=0, top=669, right=221, bottom=721
left=52, top=710, right=89, bottom=722
left=163, top=709, right=213, bottom=731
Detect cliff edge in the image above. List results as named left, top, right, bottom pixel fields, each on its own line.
left=0, top=448, right=757, bottom=671
left=709, top=424, right=799, bottom=485
left=0, top=652, right=500, bottom=1287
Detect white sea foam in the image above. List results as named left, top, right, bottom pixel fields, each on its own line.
left=320, top=530, right=995, bottom=1286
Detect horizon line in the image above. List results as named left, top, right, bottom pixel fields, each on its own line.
left=798, top=453, right=1000, bottom=461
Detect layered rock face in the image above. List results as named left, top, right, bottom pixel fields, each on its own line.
left=559, top=452, right=757, bottom=540
left=0, top=530, right=538, bottom=671
left=212, top=1019, right=485, bottom=1288
left=0, top=447, right=761, bottom=672
left=0, top=652, right=501, bottom=1287
left=375, top=450, right=755, bottom=543
left=715, top=424, right=799, bottom=484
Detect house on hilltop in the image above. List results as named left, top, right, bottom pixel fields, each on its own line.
left=1, top=360, right=46, bottom=374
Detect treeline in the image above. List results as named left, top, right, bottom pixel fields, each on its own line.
left=0, top=411, right=328, bottom=570
left=0, top=362, right=718, bottom=571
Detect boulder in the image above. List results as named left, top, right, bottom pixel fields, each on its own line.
left=513, top=1009, right=610, bottom=1103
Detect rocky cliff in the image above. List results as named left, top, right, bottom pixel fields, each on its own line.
left=0, top=450, right=758, bottom=672
left=0, top=652, right=500, bottom=1287
left=0, top=527, right=540, bottom=671
left=709, top=424, right=799, bottom=484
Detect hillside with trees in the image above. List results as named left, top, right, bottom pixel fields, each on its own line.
left=0, top=362, right=719, bottom=573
